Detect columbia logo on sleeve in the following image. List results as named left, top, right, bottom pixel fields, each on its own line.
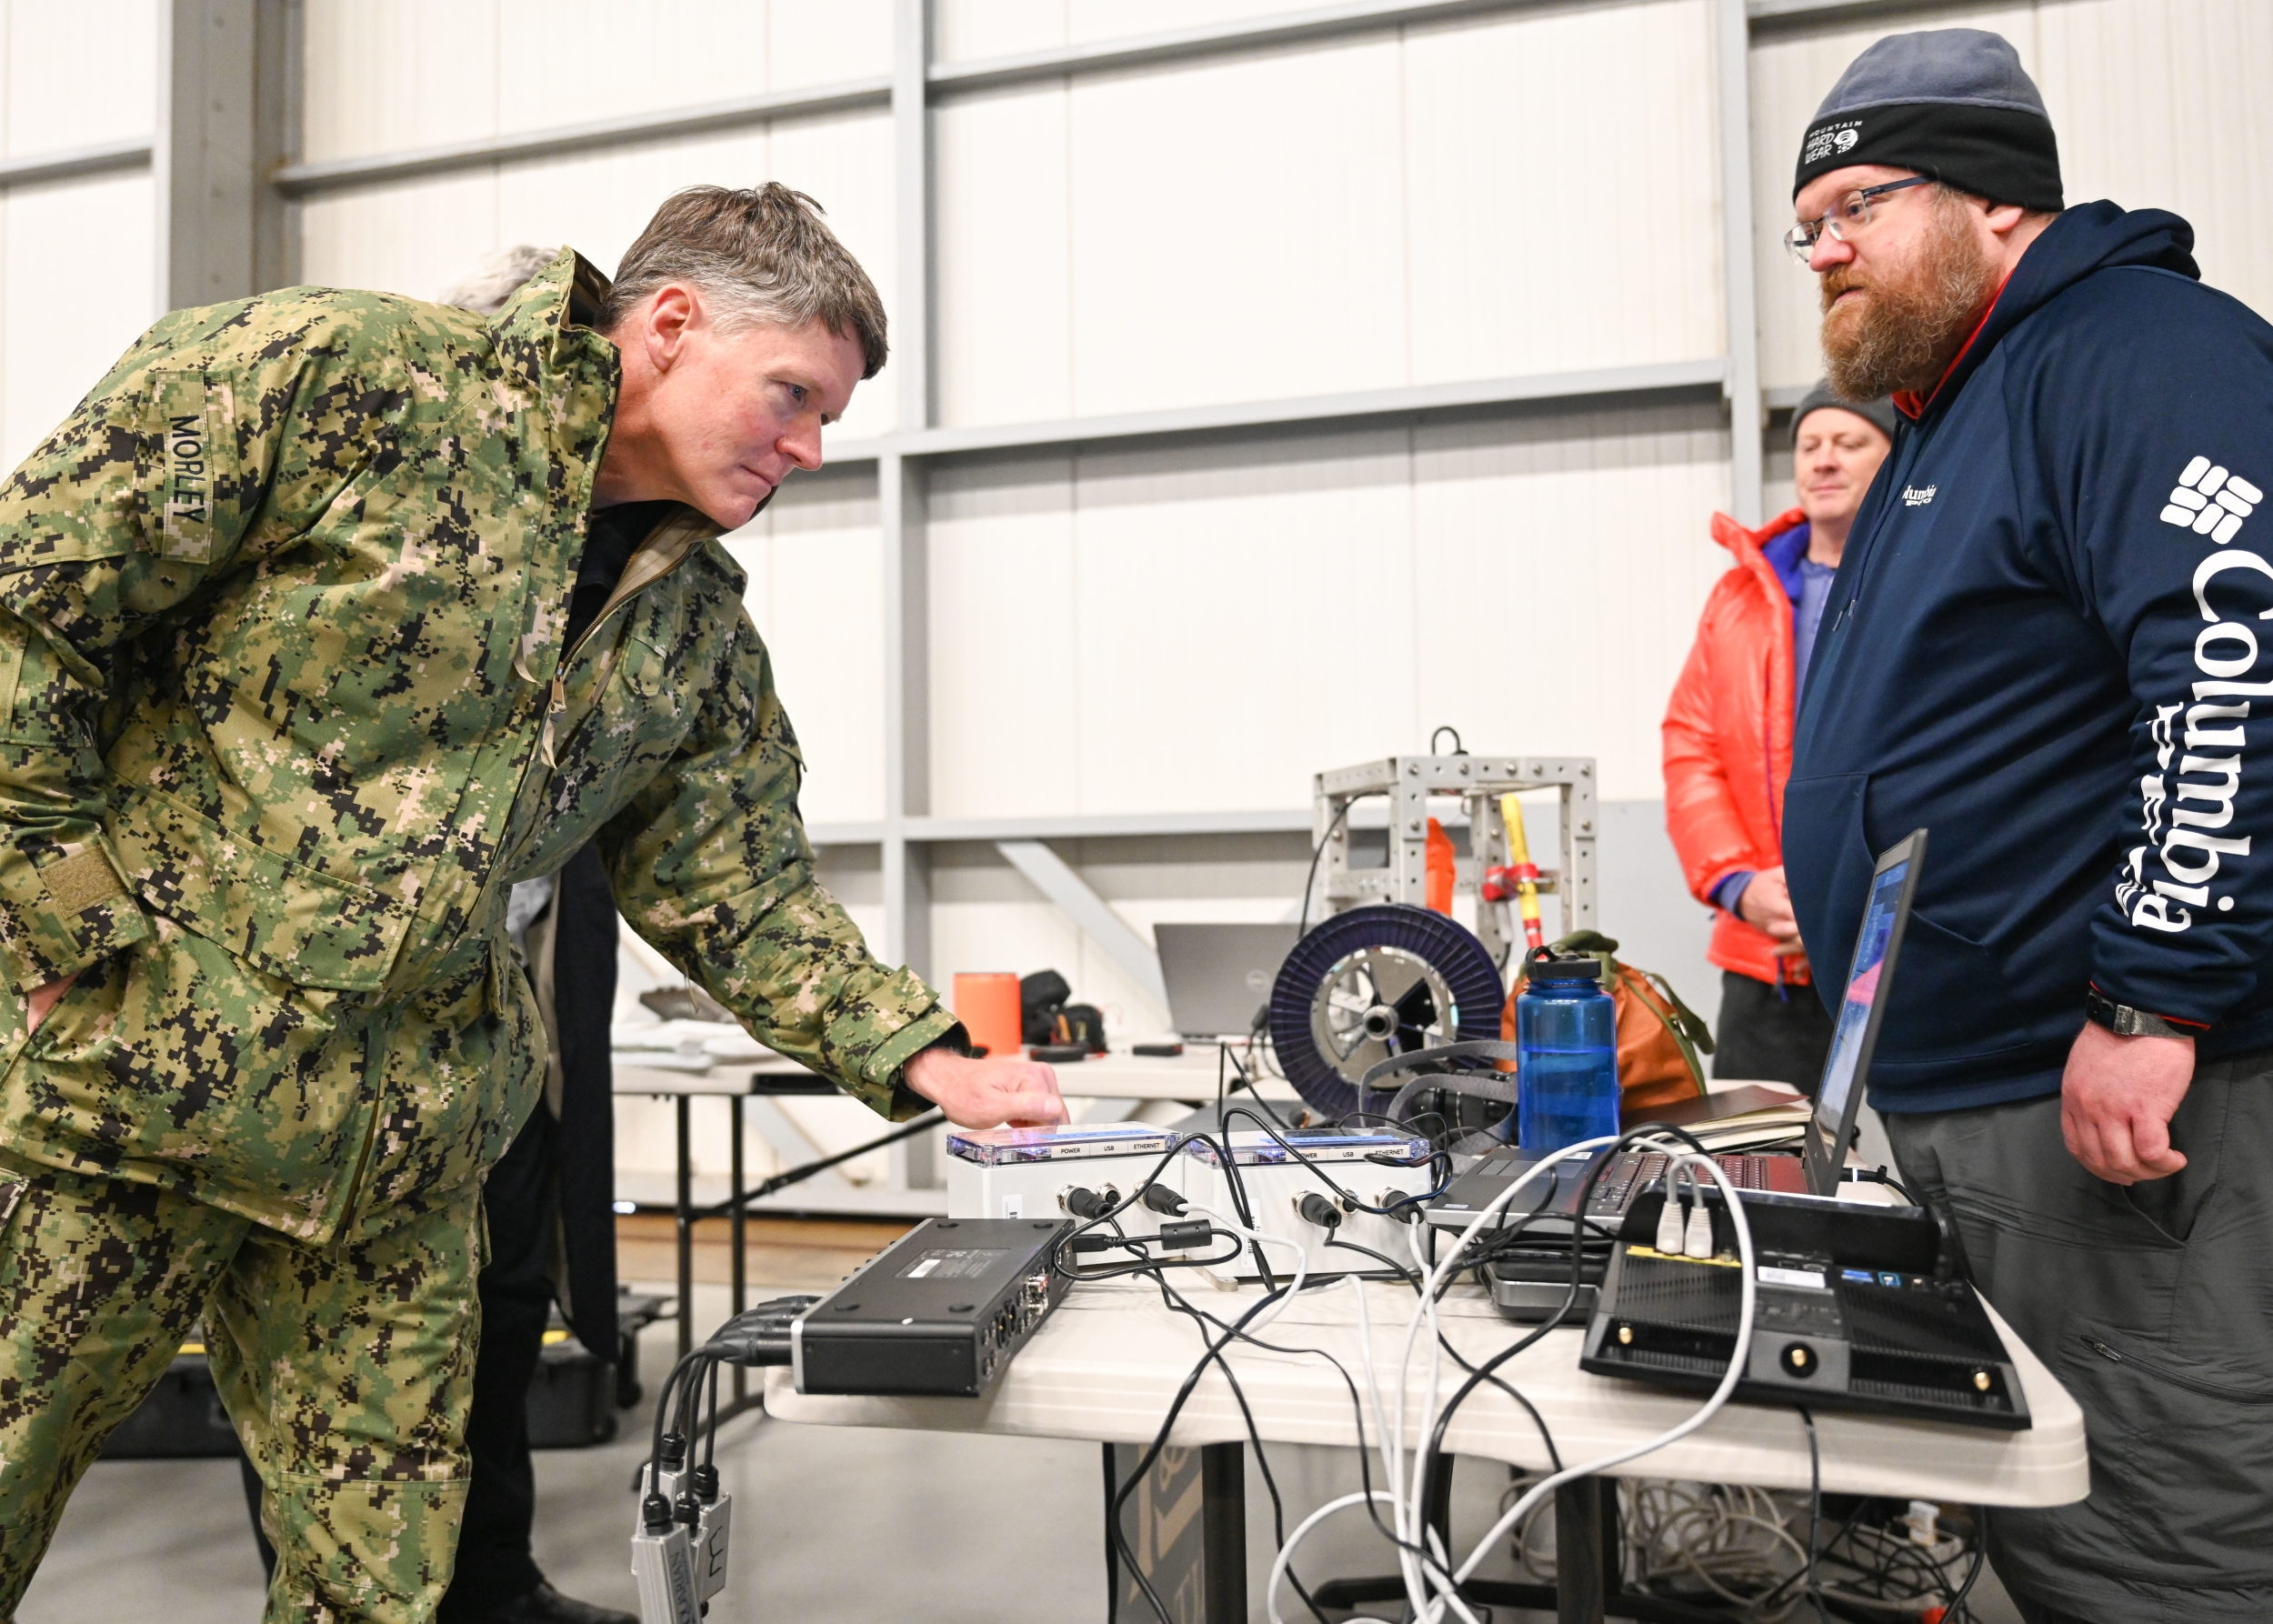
left=2162, top=456, right=2260, bottom=544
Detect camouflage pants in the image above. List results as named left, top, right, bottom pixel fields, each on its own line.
left=0, top=1154, right=483, bottom=1623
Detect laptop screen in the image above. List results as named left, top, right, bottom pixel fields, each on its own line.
left=1805, top=833, right=1926, bottom=1192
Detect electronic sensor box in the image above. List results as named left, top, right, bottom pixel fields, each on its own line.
left=1178, top=1128, right=1437, bottom=1279
left=790, top=1218, right=1074, bottom=1397
left=945, top=1122, right=1179, bottom=1236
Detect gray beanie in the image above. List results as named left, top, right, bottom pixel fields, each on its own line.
left=1796, top=29, right=2062, bottom=213
left=1793, top=381, right=1898, bottom=446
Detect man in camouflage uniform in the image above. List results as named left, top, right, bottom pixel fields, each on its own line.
left=0, top=184, right=1064, bottom=1621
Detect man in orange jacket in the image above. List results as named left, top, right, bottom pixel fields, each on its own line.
left=1664, top=384, right=1898, bottom=1088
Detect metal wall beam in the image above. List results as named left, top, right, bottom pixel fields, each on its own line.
left=0, top=139, right=152, bottom=191
left=823, top=356, right=1727, bottom=466
left=271, top=78, right=892, bottom=197
left=881, top=453, right=934, bottom=977
left=879, top=1, right=937, bottom=981
left=1714, top=0, right=1765, bottom=526
left=926, top=0, right=1533, bottom=96
left=996, top=840, right=1170, bottom=1011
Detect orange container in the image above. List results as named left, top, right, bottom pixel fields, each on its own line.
left=953, top=971, right=1024, bottom=1060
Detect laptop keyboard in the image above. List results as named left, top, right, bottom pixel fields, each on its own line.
left=1587, top=1151, right=1781, bottom=1213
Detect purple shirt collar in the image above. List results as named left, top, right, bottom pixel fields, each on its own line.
left=1762, top=521, right=1812, bottom=603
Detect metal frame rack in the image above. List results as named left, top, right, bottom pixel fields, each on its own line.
left=1314, top=754, right=1597, bottom=963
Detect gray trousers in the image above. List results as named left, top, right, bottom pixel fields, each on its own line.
left=1884, top=1050, right=2273, bottom=1624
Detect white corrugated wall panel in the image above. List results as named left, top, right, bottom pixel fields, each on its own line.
left=304, top=1, right=891, bottom=164
left=301, top=0, right=502, bottom=165
left=1068, top=430, right=1420, bottom=812
left=1066, top=36, right=1412, bottom=417
left=2, top=172, right=157, bottom=471
left=494, top=1, right=776, bottom=133
left=926, top=456, right=1082, bottom=817
left=4, top=0, right=155, bottom=155
left=935, top=2, right=1318, bottom=64
left=720, top=469, right=887, bottom=829
left=2038, top=0, right=2273, bottom=322
left=1408, top=403, right=1733, bottom=803
left=935, top=4, right=1720, bottom=429
left=297, top=171, right=502, bottom=306
left=926, top=405, right=1728, bottom=822
left=933, top=85, right=1074, bottom=427
left=1403, top=1, right=1721, bottom=384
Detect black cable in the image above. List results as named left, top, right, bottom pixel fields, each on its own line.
left=1144, top=1272, right=1332, bottom=1624
left=1217, top=1104, right=1449, bottom=1216
left=1295, top=796, right=1360, bottom=943
left=1105, top=1281, right=1297, bottom=1624
left=1148, top=1274, right=1457, bottom=1587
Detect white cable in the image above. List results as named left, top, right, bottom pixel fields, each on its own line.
left=1188, top=1202, right=1307, bottom=1333
left=1442, top=1146, right=1758, bottom=1600
left=1264, top=1490, right=1400, bottom=1624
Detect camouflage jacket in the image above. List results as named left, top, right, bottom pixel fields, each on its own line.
left=0, top=249, right=954, bottom=1240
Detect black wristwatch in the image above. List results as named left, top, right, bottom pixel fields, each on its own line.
left=2084, top=987, right=2190, bottom=1039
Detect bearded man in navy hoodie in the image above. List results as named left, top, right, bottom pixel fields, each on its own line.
left=1780, top=28, right=2273, bottom=1624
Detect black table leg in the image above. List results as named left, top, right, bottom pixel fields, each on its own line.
left=1554, top=1477, right=1607, bottom=1624
left=675, top=1093, right=693, bottom=1361
left=730, top=1094, right=746, bottom=1408
left=1201, top=1442, right=1246, bottom=1624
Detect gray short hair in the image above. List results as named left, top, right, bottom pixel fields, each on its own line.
left=436, top=245, right=558, bottom=315
left=597, top=184, right=887, bottom=378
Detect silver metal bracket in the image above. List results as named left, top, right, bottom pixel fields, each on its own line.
left=1312, top=754, right=1597, bottom=967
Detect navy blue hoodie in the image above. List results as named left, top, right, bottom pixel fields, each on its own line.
left=1786, top=202, right=2273, bottom=1114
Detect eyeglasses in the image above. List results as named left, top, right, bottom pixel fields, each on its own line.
left=1783, top=175, right=1934, bottom=262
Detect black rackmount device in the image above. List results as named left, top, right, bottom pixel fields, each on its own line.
left=790, top=1218, right=1073, bottom=1397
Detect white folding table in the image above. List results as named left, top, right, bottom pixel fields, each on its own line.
left=766, top=1268, right=2088, bottom=1622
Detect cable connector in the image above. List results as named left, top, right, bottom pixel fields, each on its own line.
left=641, top=1491, right=676, bottom=1534
left=1296, top=1192, right=1344, bottom=1229
left=704, top=1294, right=819, bottom=1368
left=1655, top=1190, right=1687, bottom=1256
left=1060, top=1184, right=1119, bottom=1219
left=1142, top=1183, right=1188, bottom=1217
left=1157, top=1219, right=1215, bottom=1252
left=1683, top=1198, right=1717, bottom=1259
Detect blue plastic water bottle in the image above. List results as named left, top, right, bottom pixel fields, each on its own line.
left=1516, top=951, right=1619, bottom=1154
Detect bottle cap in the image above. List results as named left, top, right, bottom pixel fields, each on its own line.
left=1525, top=950, right=1603, bottom=984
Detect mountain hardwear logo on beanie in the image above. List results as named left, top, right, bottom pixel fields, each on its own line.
left=1793, top=28, right=2063, bottom=213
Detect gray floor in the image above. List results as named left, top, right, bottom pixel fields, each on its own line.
left=22, top=1280, right=2026, bottom=1623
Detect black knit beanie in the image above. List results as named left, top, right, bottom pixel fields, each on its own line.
left=1794, top=28, right=2062, bottom=213
left=1792, top=381, right=1898, bottom=446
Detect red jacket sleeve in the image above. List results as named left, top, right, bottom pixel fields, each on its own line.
left=1663, top=586, right=1756, bottom=907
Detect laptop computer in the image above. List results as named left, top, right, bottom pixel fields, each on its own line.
left=1437, top=830, right=1928, bottom=1318
left=1156, top=922, right=1299, bottom=1039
